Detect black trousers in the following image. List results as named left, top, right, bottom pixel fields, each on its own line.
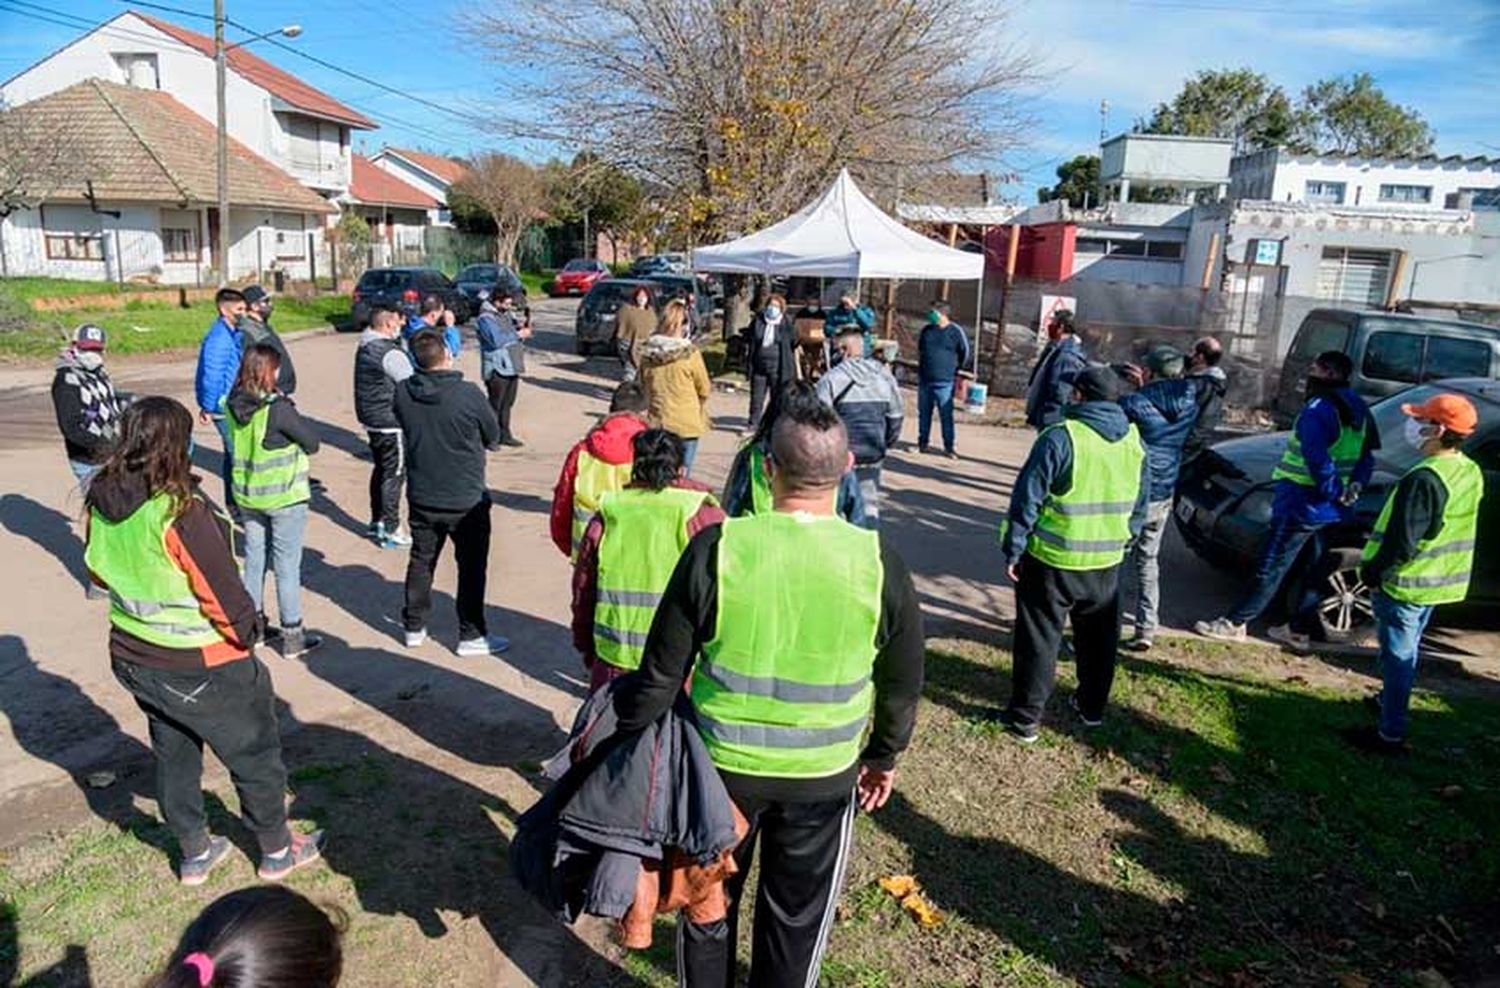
left=1008, top=556, right=1122, bottom=726
left=486, top=374, right=520, bottom=441
left=403, top=497, right=491, bottom=640
left=678, top=793, right=856, bottom=988
left=111, top=656, right=292, bottom=858
left=367, top=430, right=405, bottom=531
left=747, top=366, right=786, bottom=431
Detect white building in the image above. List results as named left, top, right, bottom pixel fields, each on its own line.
left=1230, top=148, right=1500, bottom=211
left=1099, top=133, right=1234, bottom=205
left=346, top=154, right=439, bottom=267
left=369, top=148, right=470, bottom=226
left=0, top=11, right=376, bottom=201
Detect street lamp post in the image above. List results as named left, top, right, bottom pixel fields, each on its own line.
left=213, top=9, right=302, bottom=286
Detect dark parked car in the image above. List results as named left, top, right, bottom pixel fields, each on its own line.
left=550, top=258, right=610, bottom=297
left=1175, top=378, right=1500, bottom=638
left=644, top=273, right=714, bottom=336
left=350, top=267, right=471, bottom=329
left=575, top=278, right=656, bottom=356
left=1272, top=309, right=1500, bottom=427
left=454, top=263, right=526, bottom=306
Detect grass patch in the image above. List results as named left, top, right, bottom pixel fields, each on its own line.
left=0, top=296, right=351, bottom=358
left=0, top=277, right=145, bottom=304
left=520, top=270, right=552, bottom=297
left=3, top=641, right=1498, bottom=985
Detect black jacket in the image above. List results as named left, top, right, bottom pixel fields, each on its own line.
left=51, top=351, right=127, bottom=464
left=238, top=316, right=296, bottom=395
left=612, top=524, right=926, bottom=803
left=225, top=389, right=321, bottom=455
left=394, top=368, right=501, bottom=510
left=742, top=313, right=796, bottom=380
left=353, top=331, right=413, bottom=430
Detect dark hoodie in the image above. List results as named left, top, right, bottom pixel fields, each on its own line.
left=225, top=388, right=321, bottom=457
left=394, top=369, right=501, bottom=510
left=1001, top=400, right=1150, bottom=567
left=86, top=471, right=258, bottom=670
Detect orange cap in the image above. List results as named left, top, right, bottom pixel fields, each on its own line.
left=1401, top=393, right=1479, bottom=436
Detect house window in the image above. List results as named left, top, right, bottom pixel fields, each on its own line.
left=162, top=228, right=196, bottom=262
left=1076, top=237, right=1108, bottom=255
left=41, top=205, right=104, bottom=261
left=1317, top=247, right=1394, bottom=306
left=112, top=52, right=159, bottom=89
left=1445, top=187, right=1500, bottom=210
left=1304, top=180, right=1345, bottom=205
left=1073, top=236, right=1182, bottom=260
left=1378, top=184, right=1432, bottom=204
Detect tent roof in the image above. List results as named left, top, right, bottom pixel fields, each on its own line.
left=692, top=169, right=984, bottom=280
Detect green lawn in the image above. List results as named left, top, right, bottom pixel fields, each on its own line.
left=0, top=277, right=160, bottom=304
left=3, top=640, right=1497, bottom=986
left=520, top=270, right=552, bottom=297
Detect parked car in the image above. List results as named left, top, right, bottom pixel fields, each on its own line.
left=454, top=263, right=526, bottom=306
left=550, top=258, right=610, bottom=297
left=1272, top=309, right=1500, bottom=426
left=628, top=253, right=689, bottom=277
left=575, top=278, right=656, bottom=356
left=1175, top=378, right=1500, bottom=639
left=350, top=267, right=471, bottom=329
left=644, top=273, right=714, bottom=336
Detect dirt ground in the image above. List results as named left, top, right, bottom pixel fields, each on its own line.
left=3, top=298, right=1498, bottom=984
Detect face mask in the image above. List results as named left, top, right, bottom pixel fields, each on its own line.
left=1404, top=418, right=1438, bottom=450
left=765, top=305, right=781, bottom=321
left=927, top=310, right=941, bottom=325
left=1305, top=376, right=1335, bottom=398
left=259, top=303, right=273, bottom=319
left=187, top=437, right=196, bottom=460
left=74, top=349, right=104, bottom=371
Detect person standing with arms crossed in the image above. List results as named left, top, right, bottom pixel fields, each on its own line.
left=916, top=300, right=970, bottom=458
left=354, top=305, right=415, bottom=549
left=611, top=400, right=925, bottom=987
left=994, top=367, right=1148, bottom=742
left=1352, top=394, right=1483, bottom=753
left=194, top=287, right=247, bottom=513
left=474, top=286, right=532, bottom=448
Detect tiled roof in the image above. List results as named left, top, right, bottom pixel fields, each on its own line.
left=13, top=79, right=333, bottom=213
left=380, top=147, right=470, bottom=186
left=133, top=12, right=376, bottom=130
left=350, top=154, right=439, bottom=209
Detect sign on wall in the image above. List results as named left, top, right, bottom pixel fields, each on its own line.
left=1247, top=238, right=1283, bottom=266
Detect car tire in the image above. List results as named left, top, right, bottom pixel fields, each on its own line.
left=1285, top=546, right=1375, bottom=643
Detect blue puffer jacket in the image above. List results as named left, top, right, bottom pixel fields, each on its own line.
left=194, top=316, right=242, bottom=415
left=1120, top=377, right=1204, bottom=503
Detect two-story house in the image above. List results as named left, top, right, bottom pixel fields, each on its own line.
left=369, top=147, right=471, bottom=227
left=1229, top=148, right=1500, bottom=211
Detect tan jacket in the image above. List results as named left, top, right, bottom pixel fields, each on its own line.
left=640, top=335, right=711, bottom=439
left=616, top=304, right=657, bottom=368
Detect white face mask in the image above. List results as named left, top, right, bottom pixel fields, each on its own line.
left=1403, top=418, right=1438, bottom=450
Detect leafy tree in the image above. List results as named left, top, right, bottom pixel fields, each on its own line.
left=1140, top=68, right=1295, bottom=152
left=328, top=210, right=373, bottom=281
left=545, top=154, right=645, bottom=259
left=1293, top=73, right=1434, bottom=157
left=1038, top=155, right=1100, bottom=207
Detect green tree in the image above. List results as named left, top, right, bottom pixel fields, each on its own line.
left=1293, top=73, right=1434, bottom=157
left=1140, top=68, right=1295, bottom=151
left=545, top=154, right=645, bottom=259
left=1038, top=154, right=1100, bottom=207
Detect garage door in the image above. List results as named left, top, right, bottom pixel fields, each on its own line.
left=1317, top=247, right=1393, bottom=307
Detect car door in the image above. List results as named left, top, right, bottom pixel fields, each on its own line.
left=1275, top=312, right=1353, bottom=425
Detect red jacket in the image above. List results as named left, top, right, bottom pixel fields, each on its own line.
left=571, top=478, right=725, bottom=667
left=550, top=413, right=649, bottom=556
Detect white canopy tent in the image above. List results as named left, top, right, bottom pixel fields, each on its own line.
left=691, top=169, right=984, bottom=282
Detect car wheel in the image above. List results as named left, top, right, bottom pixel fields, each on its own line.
left=1290, top=547, right=1375, bottom=643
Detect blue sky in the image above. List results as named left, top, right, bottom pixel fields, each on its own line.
left=3, top=0, right=1497, bottom=203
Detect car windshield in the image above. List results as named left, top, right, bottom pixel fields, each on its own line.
left=588, top=283, right=643, bottom=306
left=1370, top=383, right=1500, bottom=472
left=357, top=270, right=403, bottom=291
left=563, top=259, right=598, bottom=272
left=459, top=265, right=498, bottom=281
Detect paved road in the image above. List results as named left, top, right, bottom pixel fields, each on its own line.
left=2, top=298, right=1495, bottom=843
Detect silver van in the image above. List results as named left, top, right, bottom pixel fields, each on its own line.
left=1272, top=308, right=1500, bottom=426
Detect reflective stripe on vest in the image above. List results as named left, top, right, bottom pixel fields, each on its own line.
left=571, top=450, right=635, bottom=560
left=84, top=492, right=226, bottom=650
left=593, top=486, right=713, bottom=671
left=228, top=399, right=309, bottom=511
left=1360, top=452, right=1483, bottom=605
left=691, top=512, right=882, bottom=779
left=1026, top=419, right=1145, bottom=571
left=748, top=444, right=773, bottom=515
left=1272, top=408, right=1366, bottom=487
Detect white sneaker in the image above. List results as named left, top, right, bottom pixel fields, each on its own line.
left=387, top=527, right=413, bottom=547
left=1267, top=624, right=1311, bottom=651
left=404, top=628, right=428, bottom=648
left=456, top=635, right=510, bottom=657
left=1194, top=617, right=1247, bottom=643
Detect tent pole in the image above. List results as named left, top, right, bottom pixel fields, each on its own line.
left=973, top=274, right=983, bottom=373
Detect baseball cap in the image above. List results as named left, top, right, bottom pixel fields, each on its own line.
left=242, top=284, right=271, bottom=305
left=1402, top=393, right=1479, bottom=435
left=73, top=323, right=107, bottom=351
left=1073, top=365, right=1122, bottom=403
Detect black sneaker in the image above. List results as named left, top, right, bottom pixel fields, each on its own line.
left=1342, top=726, right=1407, bottom=757
left=258, top=830, right=325, bottom=881
left=982, top=708, right=1040, bottom=744
left=942, top=449, right=958, bottom=460
left=1070, top=695, right=1103, bottom=728
left=918, top=445, right=934, bottom=455
left=179, top=835, right=232, bottom=886
left=500, top=436, right=526, bottom=448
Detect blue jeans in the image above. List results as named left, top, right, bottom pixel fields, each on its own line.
left=681, top=438, right=699, bottom=477
left=1226, top=515, right=1325, bottom=625
left=918, top=381, right=956, bottom=452
left=1373, top=590, right=1433, bottom=741
left=242, top=501, right=309, bottom=627
left=212, top=415, right=235, bottom=511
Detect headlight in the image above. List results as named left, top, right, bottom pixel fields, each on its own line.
left=1235, top=487, right=1275, bottom=525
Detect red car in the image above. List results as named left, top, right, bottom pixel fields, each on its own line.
left=550, top=258, right=610, bottom=296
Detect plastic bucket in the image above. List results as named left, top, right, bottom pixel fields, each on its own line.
left=965, top=381, right=988, bottom=414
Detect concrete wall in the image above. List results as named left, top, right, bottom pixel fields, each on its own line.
left=1231, top=149, right=1500, bottom=209
left=1100, top=133, right=1234, bottom=185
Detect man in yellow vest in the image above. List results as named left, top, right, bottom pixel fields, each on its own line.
left=610, top=400, right=925, bottom=987
left=572, top=428, right=725, bottom=692
left=550, top=381, right=649, bottom=559
left=995, top=366, right=1148, bottom=743
left=1197, top=350, right=1377, bottom=642
left=1353, top=393, right=1483, bottom=752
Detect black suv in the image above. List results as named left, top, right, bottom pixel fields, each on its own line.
left=455, top=263, right=527, bottom=307
left=350, top=267, right=472, bottom=329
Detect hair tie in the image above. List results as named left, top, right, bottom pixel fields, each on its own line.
left=182, top=952, right=215, bottom=987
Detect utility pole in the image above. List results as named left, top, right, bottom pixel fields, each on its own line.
left=214, top=0, right=229, bottom=286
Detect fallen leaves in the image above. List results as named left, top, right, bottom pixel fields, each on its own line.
left=877, top=874, right=944, bottom=929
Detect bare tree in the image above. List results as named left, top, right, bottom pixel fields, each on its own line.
left=477, top=0, right=1038, bottom=240
left=451, top=153, right=548, bottom=266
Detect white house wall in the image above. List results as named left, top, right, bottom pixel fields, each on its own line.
left=225, top=209, right=326, bottom=281
left=369, top=156, right=449, bottom=203
left=1231, top=150, right=1500, bottom=210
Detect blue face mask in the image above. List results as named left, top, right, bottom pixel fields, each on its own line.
left=765, top=305, right=782, bottom=321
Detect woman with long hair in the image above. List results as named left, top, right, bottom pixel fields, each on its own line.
left=640, top=299, right=712, bottom=475
left=226, top=343, right=322, bottom=658
left=150, top=886, right=344, bottom=988
left=84, top=397, right=323, bottom=886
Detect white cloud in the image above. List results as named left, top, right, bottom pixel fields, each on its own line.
left=1283, top=25, right=1457, bottom=58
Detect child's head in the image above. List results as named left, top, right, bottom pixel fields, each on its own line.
left=151, top=886, right=344, bottom=988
